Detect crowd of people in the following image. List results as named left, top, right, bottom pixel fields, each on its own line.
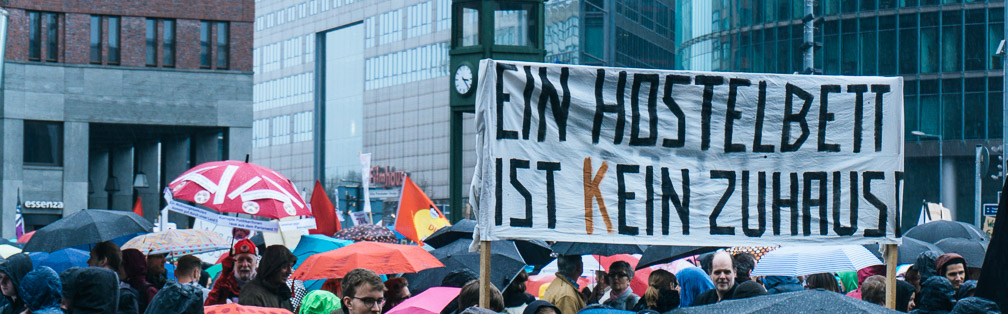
left=0, top=237, right=998, bottom=314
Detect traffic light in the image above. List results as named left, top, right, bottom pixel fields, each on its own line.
left=990, top=146, right=1004, bottom=180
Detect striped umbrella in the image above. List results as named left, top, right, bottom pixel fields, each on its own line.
left=751, top=245, right=882, bottom=277
left=122, top=229, right=230, bottom=256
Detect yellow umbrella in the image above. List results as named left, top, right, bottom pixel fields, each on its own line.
left=122, top=229, right=229, bottom=256
left=0, top=244, right=22, bottom=258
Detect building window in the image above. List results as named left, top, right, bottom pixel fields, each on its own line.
left=163, top=20, right=175, bottom=67
left=29, top=12, right=40, bottom=60
left=23, top=121, right=63, bottom=166
left=45, top=13, right=58, bottom=61
left=146, top=19, right=157, bottom=66
left=200, top=21, right=211, bottom=68
left=216, top=22, right=229, bottom=69
left=108, top=16, right=120, bottom=64
left=90, top=16, right=101, bottom=63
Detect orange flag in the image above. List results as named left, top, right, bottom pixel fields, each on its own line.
left=133, top=196, right=144, bottom=217
left=395, top=175, right=450, bottom=244
left=309, top=180, right=340, bottom=235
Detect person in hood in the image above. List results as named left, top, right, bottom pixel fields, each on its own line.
left=915, top=251, right=941, bottom=282
left=121, top=249, right=158, bottom=312
left=206, top=238, right=258, bottom=305
left=633, top=269, right=679, bottom=312
left=837, top=271, right=859, bottom=293
left=934, top=253, right=967, bottom=290
left=521, top=300, right=559, bottom=314
left=763, top=276, right=803, bottom=294
left=0, top=253, right=33, bottom=314
left=143, top=278, right=203, bottom=314
left=896, top=280, right=916, bottom=312
left=954, top=280, right=976, bottom=300
left=238, top=245, right=296, bottom=311
left=297, top=290, right=341, bottom=314
left=911, top=276, right=956, bottom=314
left=60, top=267, right=119, bottom=314
left=692, top=251, right=737, bottom=306
left=501, top=270, right=534, bottom=314
left=950, top=297, right=1000, bottom=314
left=675, top=267, right=713, bottom=307
left=844, top=265, right=885, bottom=299
left=18, top=266, right=62, bottom=314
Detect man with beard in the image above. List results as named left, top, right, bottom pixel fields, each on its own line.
left=692, top=251, right=737, bottom=306
left=239, top=245, right=297, bottom=311
left=205, top=239, right=258, bottom=305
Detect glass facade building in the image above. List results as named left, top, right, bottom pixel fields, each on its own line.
left=546, top=0, right=676, bottom=69
left=675, top=0, right=1006, bottom=230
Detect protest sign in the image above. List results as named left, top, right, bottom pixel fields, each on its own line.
left=471, top=60, right=904, bottom=246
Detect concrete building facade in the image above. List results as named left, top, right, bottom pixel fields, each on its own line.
left=1, top=0, right=253, bottom=236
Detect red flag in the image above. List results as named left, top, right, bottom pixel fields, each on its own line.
left=395, top=175, right=450, bottom=244
left=309, top=180, right=340, bottom=235
left=133, top=196, right=144, bottom=217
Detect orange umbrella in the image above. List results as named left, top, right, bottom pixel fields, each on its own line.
left=17, top=230, right=34, bottom=243
left=205, top=303, right=292, bottom=314
left=291, top=241, right=443, bottom=280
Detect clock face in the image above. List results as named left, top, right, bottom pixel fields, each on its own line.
left=454, top=64, right=473, bottom=95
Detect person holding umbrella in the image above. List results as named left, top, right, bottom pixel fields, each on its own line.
left=238, top=245, right=297, bottom=311
left=0, top=253, right=32, bottom=314
left=205, top=239, right=259, bottom=305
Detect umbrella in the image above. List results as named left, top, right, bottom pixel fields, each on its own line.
left=551, top=242, right=647, bottom=256
left=751, top=245, right=882, bottom=277
left=121, top=229, right=230, bottom=256
left=28, top=248, right=89, bottom=273
left=405, top=240, right=528, bottom=294
left=205, top=303, right=293, bottom=314
left=16, top=230, right=34, bottom=243
left=863, top=237, right=945, bottom=265
left=168, top=160, right=311, bottom=220
left=291, top=241, right=443, bottom=280
left=423, top=219, right=477, bottom=248
left=725, top=246, right=779, bottom=262
left=428, top=238, right=554, bottom=267
left=0, top=245, right=21, bottom=258
left=292, top=234, right=353, bottom=268
left=935, top=238, right=987, bottom=267
left=670, top=289, right=900, bottom=313
left=636, top=245, right=723, bottom=270
left=905, top=220, right=990, bottom=244
left=541, top=255, right=603, bottom=277
left=24, top=209, right=154, bottom=253
left=386, top=287, right=461, bottom=314
left=333, top=224, right=398, bottom=243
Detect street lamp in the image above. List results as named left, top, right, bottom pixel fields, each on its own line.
left=911, top=131, right=943, bottom=208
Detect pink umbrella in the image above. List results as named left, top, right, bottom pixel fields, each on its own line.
left=168, top=160, right=311, bottom=220
left=386, top=287, right=461, bottom=314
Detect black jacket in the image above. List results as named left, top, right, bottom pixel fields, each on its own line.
left=0, top=254, right=33, bottom=314
left=691, top=283, right=737, bottom=307
left=60, top=267, right=120, bottom=314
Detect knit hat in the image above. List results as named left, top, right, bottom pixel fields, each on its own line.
left=233, top=238, right=258, bottom=256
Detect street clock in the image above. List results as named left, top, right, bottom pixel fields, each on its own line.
left=453, top=63, right=474, bottom=95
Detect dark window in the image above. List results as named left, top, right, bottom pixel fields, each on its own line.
left=216, top=22, right=229, bottom=68
left=200, top=21, right=211, bottom=68
left=146, top=19, right=157, bottom=66
left=90, top=16, right=101, bottom=64
left=23, top=121, right=63, bottom=166
left=163, top=20, right=175, bottom=67
left=108, top=16, right=120, bottom=64
left=29, top=12, right=40, bottom=60
left=45, top=13, right=58, bottom=61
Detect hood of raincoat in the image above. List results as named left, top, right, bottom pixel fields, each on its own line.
left=896, top=280, right=915, bottom=312
left=675, top=267, right=714, bottom=307
left=954, top=280, right=977, bottom=300
left=950, top=297, right=1000, bottom=314
left=143, top=280, right=203, bottom=314
left=121, top=249, right=151, bottom=291
left=522, top=300, right=560, bottom=314
left=916, top=250, right=942, bottom=281
left=0, top=253, right=33, bottom=295
left=917, top=276, right=957, bottom=312
left=857, top=265, right=886, bottom=285
left=837, top=271, right=858, bottom=292
left=60, top=267, right=120, bottom=314
left=934, top=253, right=966, bottom=276
left=299, top=290, right=341, bottom=314
left=762, top=276, right=803, bottom=294
left=18, top=266, right=62, bottom=311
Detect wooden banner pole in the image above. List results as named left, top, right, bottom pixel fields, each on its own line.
left=479, top=240, right=492, bottom=308
left=884, top=243, right=898, bottom=309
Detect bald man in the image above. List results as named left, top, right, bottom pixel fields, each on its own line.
left=692, top=251, right=738, bottom=306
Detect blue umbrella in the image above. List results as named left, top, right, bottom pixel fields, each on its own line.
left=292, top=234, right=353, bottom=291
left=29, top=248, right=89, bottom=273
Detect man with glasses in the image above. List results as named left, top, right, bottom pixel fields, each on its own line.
left=602, top=261, right=639, bottom=311
left=342, top=268, right=386, bottom=314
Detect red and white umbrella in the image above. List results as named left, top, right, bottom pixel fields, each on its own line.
left=168, top=160, right=311, bottom=220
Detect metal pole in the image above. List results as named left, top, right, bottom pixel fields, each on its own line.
left=976, top=145, right=983, bottom=227
left=449, top=110, right=464, bottom=222
left=939, top=138, right=943, bottom=208
left=802, top=0, right=814, bottom=73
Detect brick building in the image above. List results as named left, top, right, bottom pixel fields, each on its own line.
left=0, top=0, right=254, bottom=235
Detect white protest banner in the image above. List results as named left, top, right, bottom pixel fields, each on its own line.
left=471, top=60, right=904, bottom=246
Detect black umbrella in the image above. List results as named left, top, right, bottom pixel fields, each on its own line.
left=671, top=289, right=901, bottom=314
left=863, top=237, right=945, bottom=265
left=636, top=245, right=722, bottom=270
left=935, top=238, right=987, bottom=267
left=905, top=220, right=990, bottom=244
left=24, top=209, right=154, bottom=253
left=404, top=240, right=527, bottom=294
left=551, top=241, right=647, bottom=256
left=423, top=219, right=477, bottom=248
